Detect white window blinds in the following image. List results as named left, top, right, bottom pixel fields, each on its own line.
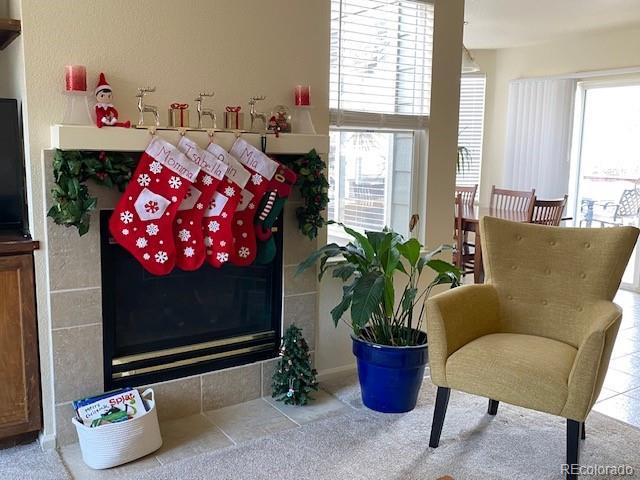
left=330, top=0, right=434, bottom=127
left=456, top=74, right=486, bottom=188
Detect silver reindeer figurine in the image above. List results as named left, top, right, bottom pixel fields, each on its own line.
left=136, top=87, right=159, bottom=127
left=249, top=95, right=267, bottom=131
left=195, top=91, right=216, bottom=129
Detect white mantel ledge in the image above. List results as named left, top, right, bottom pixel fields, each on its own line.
left=50, top=125, right=329, bottom=155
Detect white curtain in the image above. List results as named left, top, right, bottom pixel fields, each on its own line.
left=503, top=78, right=576, bottom=198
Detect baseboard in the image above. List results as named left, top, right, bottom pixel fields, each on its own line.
left=317, top=363, right=356, bottom=381
left=38, top=431, right=57, bottom=451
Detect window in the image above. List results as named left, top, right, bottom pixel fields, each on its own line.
left=456, top=74, right=486, bottom=192
left=328, top=0, right=434, bottom=243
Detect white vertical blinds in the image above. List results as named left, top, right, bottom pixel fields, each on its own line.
left=503, top=78, right=576, bottom=198
left=456, top=74, right=486, bottom=188
left=330, top=0, right=434, bottom=125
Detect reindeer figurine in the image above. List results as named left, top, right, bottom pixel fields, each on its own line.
left=136, top=87, right=159, bottom=127
left=249, top=95, right=267, bottom=131
left=195, top=92, right=216, bottom=129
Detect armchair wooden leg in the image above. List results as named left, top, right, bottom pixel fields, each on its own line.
left=488, top=399, right=499, bottom=415
left=429, top=387, right=451, bottom=448
left=581, top=422, right=586, bottom=440
left=566, top=419, right=581, bottom=480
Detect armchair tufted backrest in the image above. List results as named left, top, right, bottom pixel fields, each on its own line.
left=480, top=217, right=638, bottom=347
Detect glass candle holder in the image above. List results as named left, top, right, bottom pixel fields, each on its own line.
left=294, top=85, right=311, bottom=106
left=65, top=65, right=87, bottom=92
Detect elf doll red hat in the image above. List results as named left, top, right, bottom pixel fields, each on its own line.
left=95, top=72, right=112, bottom=95
left=94, top=72, right=130, bottom=128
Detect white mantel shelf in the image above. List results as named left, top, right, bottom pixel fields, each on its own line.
left=50, top=125, right=329, bottom=155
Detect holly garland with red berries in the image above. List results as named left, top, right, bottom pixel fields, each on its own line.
left=47, top=148, right=329, bottom=240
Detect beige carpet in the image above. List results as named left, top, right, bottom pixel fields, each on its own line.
left=126, top=378, right=640, bottom=480
left=3, top=374, right=640, bottom=479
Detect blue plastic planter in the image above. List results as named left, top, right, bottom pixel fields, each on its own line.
left=352, top=331, right=428, bottom=413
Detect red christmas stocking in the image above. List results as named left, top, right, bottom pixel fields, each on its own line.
left=203, top=143, right=250, bottom=267
left=228, top=138, right=280, bottom=266
left=109, top=137, right=200, bottom=275
left=173, top=136, right=228, bottom=270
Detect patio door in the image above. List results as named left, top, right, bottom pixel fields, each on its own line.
left=570, top=81, right=640, bottom=289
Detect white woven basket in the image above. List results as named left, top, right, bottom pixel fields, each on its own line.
left=71, top=388, right=162, bottom=469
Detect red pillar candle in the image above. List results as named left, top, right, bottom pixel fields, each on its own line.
left=65, top=65, right=87, bottom=92
left=294, top=85, right=311, bottom=106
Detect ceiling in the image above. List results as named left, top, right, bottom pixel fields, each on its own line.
left=464, top=0, right=640, bottom=49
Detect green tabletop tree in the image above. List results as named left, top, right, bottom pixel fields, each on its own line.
left=272, top=325, right=318, bottom=405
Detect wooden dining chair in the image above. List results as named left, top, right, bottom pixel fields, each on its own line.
left=529, top=195, right=568, bottom=226
left=453, top=194, right=474, bottom=276
left=490, top=186, right=536, bottom=217
left=455, top=184, right=477, bottom=207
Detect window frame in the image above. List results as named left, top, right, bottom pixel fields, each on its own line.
left=328, top=0, right=434, bottom=243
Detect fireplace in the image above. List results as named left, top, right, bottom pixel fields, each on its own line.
left=99, top=210, right=283, bottom=390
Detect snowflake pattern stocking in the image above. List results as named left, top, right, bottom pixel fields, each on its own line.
left=173, top=136, right=229, bottom=270
left=109, top=137, right=200, bottom=275
left=228, top=138, right=280, bottom=266
left=203, top=143, right=251, bottom=268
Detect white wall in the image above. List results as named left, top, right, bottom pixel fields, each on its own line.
left=474, top=25, right=640, bottom=206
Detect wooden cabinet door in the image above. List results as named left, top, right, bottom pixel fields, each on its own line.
left=0, top=254, right=41, bottom=438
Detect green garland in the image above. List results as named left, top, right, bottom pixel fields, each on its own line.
left=48, top=148, right=329, bottom=239
left=47, top=150, right=137, bottom=236
left=285, top=149, right=330, bottom=240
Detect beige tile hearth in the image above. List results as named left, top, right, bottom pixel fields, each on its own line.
left=141, top=376, right=202, bottom=422
left=60, top=443, right=161, bottom=480
left=204, top=398, right=297, bottom=443
left=265, top=389, right=349, bottom=425
left=201, top=363, right=262, bottom=411
left=155, top=414, right=233, bottom=465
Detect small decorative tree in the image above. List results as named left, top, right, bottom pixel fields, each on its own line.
left=272, top=325, right=318, bottom=405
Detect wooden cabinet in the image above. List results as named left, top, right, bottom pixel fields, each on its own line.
left=0, top=238, right=41, bottom=439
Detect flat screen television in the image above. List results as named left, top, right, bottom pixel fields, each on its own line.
left=0, top=98, right=27, bottom=234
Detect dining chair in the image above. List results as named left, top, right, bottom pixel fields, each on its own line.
left=453, top=194, right=474, bottom=275
left=426, top=217, right=639, bottom=479
left=490, top=186, right=535, bottom=217
left=529, top=195, right=568, bottom=226
left=455, top=184, right=477, bottom=207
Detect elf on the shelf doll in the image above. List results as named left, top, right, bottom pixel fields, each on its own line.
left=94, top=73, right=130, bottom=128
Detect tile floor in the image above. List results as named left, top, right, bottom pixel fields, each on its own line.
left=592, top=289, right=640, bottom=427
left=60, top=389, right=351, bottom=479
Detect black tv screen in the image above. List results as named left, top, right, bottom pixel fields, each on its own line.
left=0, top=98, right=26, bottom=232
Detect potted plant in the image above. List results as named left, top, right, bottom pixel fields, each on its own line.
left=297, top=222, right=461, bottom=413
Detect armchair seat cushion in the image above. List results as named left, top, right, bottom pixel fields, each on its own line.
left=445, top=333, right=577, bottom=415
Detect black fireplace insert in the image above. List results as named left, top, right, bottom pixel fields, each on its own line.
left=100, top=210, right=282, bottom=390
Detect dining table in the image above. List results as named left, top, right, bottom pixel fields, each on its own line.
left=459, top=205, right=532, bottom=283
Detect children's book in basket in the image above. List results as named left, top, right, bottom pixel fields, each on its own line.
left=73, top=388, right=147, bottom=427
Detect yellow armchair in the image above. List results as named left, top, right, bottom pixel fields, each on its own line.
left=426, top=217, right=638, bottom=479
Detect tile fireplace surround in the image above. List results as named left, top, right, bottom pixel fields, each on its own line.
left=40, top=130, right=327, bottom=447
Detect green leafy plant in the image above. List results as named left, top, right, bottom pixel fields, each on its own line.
left=284, top=149, right=330, bottom=240
left=297, top=222, right=461, bottom=346
left=47, top=150, right=137, bottom=236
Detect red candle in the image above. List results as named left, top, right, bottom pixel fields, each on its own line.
left=65, top=65, right=87, bottom=92
left=294, top=85, right=311, bottom=106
